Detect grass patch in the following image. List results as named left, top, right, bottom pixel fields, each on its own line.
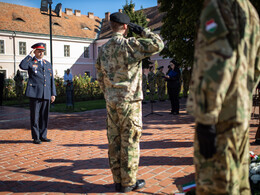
left=3, top=98, right=106, bottom=113
left=50, top=99, right=106, bottom=113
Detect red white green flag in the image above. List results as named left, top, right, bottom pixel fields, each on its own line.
left=182, top=181, right=196, bottom=192
left=205, top=19, right=217, bottom=33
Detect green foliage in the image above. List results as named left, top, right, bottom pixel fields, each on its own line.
left=72, top=74, right=103, bottom=101
left=54, top=74, right=104, bottom=103
left=123, top=0, right=148, bottom=37
left=50, top=99, right=106, bottom=113
left=123, top=0, right=150, bottom=68
left=3, top=79, right=16, bottom=100
left=159, top=0, right=259, bottom=68
left=13, top=70, right=24, bottom=100
left=159, top=0, right=203, bottom=68
left=3, top=74, right=103, bottom=103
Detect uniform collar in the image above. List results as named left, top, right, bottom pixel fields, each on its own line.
left=34, top=57, right=43, bottom=62
left=112, top=32, right=124, bottom=37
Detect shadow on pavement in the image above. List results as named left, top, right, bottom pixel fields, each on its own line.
left=5, top=156, right=192, bottom=193
left=62, top=139, right=193, bottom=149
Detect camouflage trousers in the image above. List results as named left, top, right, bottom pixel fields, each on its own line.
left=194, top=121, right=250, bottom=195
left=183, top=82, right=189, bottom=98
left=157, top=85, right=165, bottom=100
left=149, top=85, right=155, bottom=101
left=106, top=101, right=142, bottom=187
left=143, top=85, right=147, bottom=100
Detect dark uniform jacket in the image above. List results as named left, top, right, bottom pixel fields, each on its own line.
left=19, top=55, right=56, bottom=100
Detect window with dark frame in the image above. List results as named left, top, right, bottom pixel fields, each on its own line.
left=0, top=40, right=4, bottom=54
left=84, top=46, right=89, bottom=58
left=64, top=45, right=70, bottom=57
left=19, top=42, right=26, bottom=55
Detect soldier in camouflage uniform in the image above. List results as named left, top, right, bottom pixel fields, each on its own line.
left=187, top=0, right=260, bottom=194
left=142, top=70, right=148, bottom=104
left=148, top=66, right=156, bottom=102
left=181, top=66, right=191, bottom=98
left=156, top=66, right=166, bottom=101
left=95, top=12, right=164, bottom=193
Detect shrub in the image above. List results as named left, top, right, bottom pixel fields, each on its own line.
left=3, top=74, right=104, bottom=103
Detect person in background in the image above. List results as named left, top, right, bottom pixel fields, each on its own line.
left=19, top=43, right=56, bottom=144
left=64, top=69, right=73, bottom=108
left=14, top=70, right=24, bottom=100
left=142, top=69, right=148, bottom=104
left=166, top=60, right=181, bottom=115
left=148, top=65, right=156, bottom=103
left=187, top=0, right=260, bottom=194
left=95, top=12, right=164, bottom=193
left=181, top=66, right=191, bottom=98
left=156, top=66, right=166, bottom=101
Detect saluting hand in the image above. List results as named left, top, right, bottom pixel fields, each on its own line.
left=29, top=49, right=35, bottom=57
left=51, top=96, right=56, bottom=103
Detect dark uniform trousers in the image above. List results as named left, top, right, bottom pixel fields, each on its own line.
left=30, top=98, right=50, bottom=140
left=19, top=55, right=56, bottom=140
left=167, top=82, right=180, bottom=113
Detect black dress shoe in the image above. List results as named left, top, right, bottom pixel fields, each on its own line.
left=115, top=183, right=121, bottom=192
left=40, top=138, right=52, bottom=142
left=251, top=140, right=260, bottom=145
left=121, top=179, right=145, bottom=193
left=33, top=139, right=41, bottom=144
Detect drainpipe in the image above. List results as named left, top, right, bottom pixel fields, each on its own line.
left=93, top=41, right=96, bottom=79
left=12, top=31, right=16, bottom=75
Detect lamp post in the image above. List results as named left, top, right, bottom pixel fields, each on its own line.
left=48, top=0, right=53, bottom=66
left=40, top=0, right=61, bottom=67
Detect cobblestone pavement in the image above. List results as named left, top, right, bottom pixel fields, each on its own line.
left=0, top=99, right=259, bottom=195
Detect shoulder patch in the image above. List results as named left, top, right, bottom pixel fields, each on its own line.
left=200, top=0, right=228, bottom=42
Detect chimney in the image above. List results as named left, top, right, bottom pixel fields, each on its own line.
left=65, top=8, right=73, bottom=16
left=118, top=9, right=122, bottom=13
left=88, top=12, right=94, bottom=19
left=74, top=10, right=81, bottom=17
left=105, top=12, right=110, bottom=21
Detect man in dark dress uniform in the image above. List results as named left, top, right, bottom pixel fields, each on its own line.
left=19, top=43, right=56, bottom=144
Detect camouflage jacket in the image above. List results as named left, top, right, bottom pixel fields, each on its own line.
left=187, top=0, right=260, bottom=125
left=95, top=28, right=164, bottom=103
left=156, top=71, right=166, bottom=87
left=148, top=71, right=156, bottom=88
left=142, top=73, right=147, bottom=89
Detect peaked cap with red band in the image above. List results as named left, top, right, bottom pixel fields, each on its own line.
left=31, top=43, right=46, bottom=51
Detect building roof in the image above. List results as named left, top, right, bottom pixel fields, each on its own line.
left=0, top=2, right=101, bottom=40
left=98, top=5, right=164, bottom=40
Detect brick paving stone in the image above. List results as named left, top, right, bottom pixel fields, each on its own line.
left=0, top=100, right=259, bottom=194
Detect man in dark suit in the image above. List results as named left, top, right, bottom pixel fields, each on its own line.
left=19, top=43, right=56, bottom=144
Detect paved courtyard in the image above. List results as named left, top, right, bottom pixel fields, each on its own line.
left=0, top=99, right=259, bottom=195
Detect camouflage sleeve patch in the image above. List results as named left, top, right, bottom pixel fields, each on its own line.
left=200, top=0, right=229, bottom=43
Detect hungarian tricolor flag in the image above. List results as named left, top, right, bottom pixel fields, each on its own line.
left=182, top=181, right=196, bottom=192
left=205, top=19, right=217, bottom=33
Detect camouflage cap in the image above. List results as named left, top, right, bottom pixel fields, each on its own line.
left=110, top=12, right=130, bottom=24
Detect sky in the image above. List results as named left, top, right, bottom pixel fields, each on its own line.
left=0, top=0, right=158, bottom=19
